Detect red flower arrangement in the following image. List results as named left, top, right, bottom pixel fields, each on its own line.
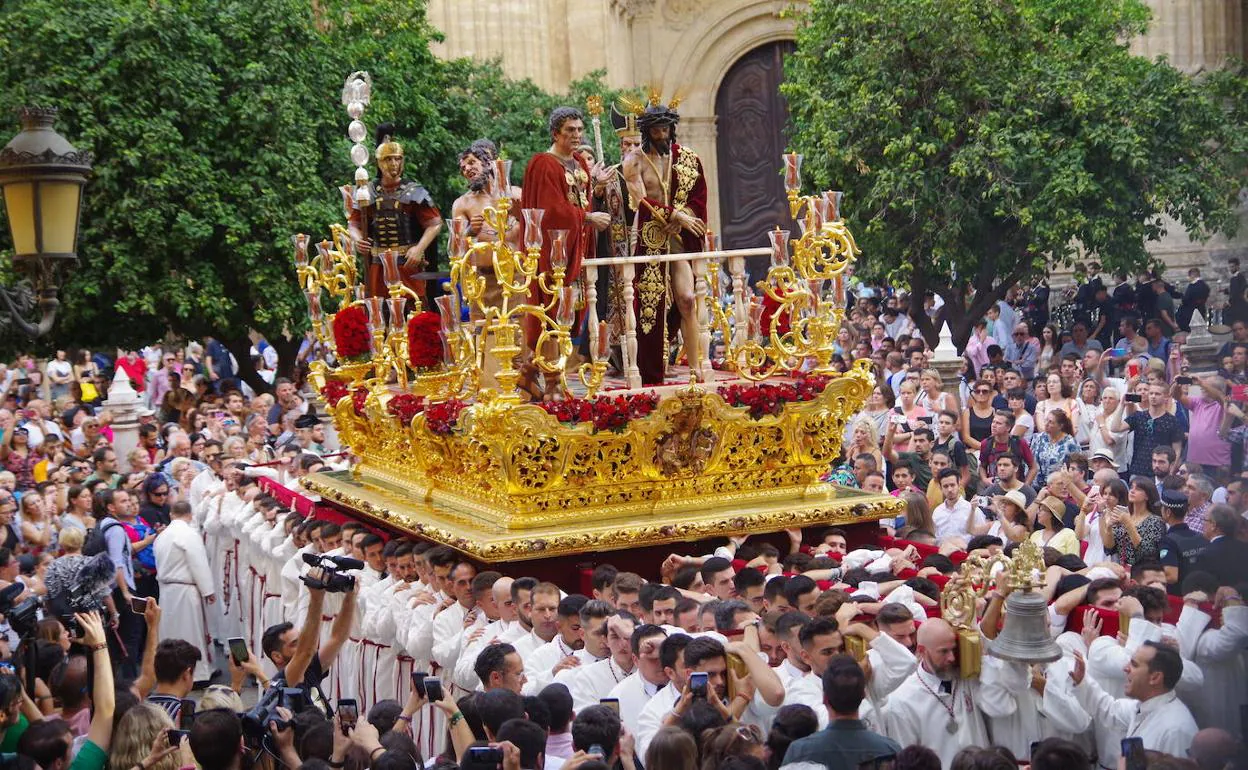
left=539, top=392, right=659, bottom=432
left=719, top=375, right=830, bottom=419
left=351, top=387, right=369, bottom=416
left=407, top=312, right=444, bottom=370
left=320, top=380, right=349, bottom=406
left=332, top=305, right=371, bottom=359
left=387, top=393, right=425, bottom=425
left=425, top=399, right=468, bottom=436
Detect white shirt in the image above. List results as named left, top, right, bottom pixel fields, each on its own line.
left=1075, top=683, right=1198, bottom=761
left=932, top=498, right=983, bottom=543
left=569, top=657, right=634, bottom=713
left=607, top=671, right=666, bottom=734
left=524, top=636, right=581, bottom=694
left=635, top=683, right=680, bottom=760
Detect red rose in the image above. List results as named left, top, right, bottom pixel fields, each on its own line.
left=407, top=312, right=444, bottom=370
left=387, top=393, right=425, bottom=424
left=333, top=305, right=372, bottom=359
left=425, top=399, right=468, bottom=436
left=321, top=380, right=349, bottom=406
left=352, top=387, right=369, bottom=416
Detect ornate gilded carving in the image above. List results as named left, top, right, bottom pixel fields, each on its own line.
left=304, top=470, right=902, bottom=562
left=654, top=390, right=718, bottom=477
left=310, top=366, right=893, bottom=538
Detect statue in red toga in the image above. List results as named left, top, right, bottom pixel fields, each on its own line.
left=520, top=107, right=612, bottom=398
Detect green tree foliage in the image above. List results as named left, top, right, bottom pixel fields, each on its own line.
left=0, top=0, right=617, bottom=387
left=783, top=0, right=1247, bottom=345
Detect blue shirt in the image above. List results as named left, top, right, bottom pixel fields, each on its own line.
left=101, top=517, right=134, bottom=591
left=206, top=339, right=234, bottom=379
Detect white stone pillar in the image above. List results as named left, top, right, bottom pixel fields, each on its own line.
left=1184, top=308, right=1221, bottom=372
left=929, top=322, right=964, bottom=398
left=103, top=366, right=141, bottom=464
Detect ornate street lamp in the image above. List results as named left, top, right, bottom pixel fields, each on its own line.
left=0, top=107, right=92, bottom=337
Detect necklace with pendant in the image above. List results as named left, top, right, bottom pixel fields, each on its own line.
left=917, top=673, right=960, bottom=734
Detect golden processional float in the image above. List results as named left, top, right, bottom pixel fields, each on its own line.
left=296, top=74, right=903, bottom=565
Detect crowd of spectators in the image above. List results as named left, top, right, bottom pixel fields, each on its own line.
left=0, top=262, right=1243, bottom=770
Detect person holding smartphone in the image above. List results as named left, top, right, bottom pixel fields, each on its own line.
left=1112, top=379, right=1183, bottom=480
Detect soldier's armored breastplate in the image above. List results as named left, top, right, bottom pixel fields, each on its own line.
left=369, top=187, right=417, bottom=249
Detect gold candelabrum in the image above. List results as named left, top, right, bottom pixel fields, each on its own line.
left=707, top=152, right=861, bottom=382
left=294, top=224, right=479, bottom=402
left=449, top=158, right=609, bottom=402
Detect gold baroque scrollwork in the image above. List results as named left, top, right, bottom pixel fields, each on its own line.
left=328, top=367, right=881, bottom=536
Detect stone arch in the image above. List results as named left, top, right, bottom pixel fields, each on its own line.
left=654, top=1, right=799, bottom=230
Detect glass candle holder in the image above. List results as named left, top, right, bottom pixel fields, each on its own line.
left=548, top=230, right=569, bottom=271
left=435, top=294, right=459, bottom=334
left=768, top=229, right=791, bottom=267
left=380, top=250, right=401, bottom=287
left=292, top=234, right=310, bottom=268
left=305, top=290, right=322, bottom=322
left=489, top=159, right=513, bottom=200
left=556, top=287, right=576, bottom=327
left=594, top=321, right=610, bottom=363
left=703, top=230, right=720, bottom=253
left=387, top=296, right=407, bottom=333
left=366, top=296, right=386, bottom=336
left=823, top=191, right=843, bottom=222
left=783, top=153, right=803, bottom=192
left=523, top=209, right=545, bottom=250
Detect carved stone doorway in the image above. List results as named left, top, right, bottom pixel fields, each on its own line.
left=714, top=40, right=796, bottom=270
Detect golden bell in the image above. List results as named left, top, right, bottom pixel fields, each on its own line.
left=987, top=589, right=1061, bottom=664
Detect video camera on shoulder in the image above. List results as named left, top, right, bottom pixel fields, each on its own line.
left=300, top=553, right=363, bottom=593
left=240, top=686, right=307, bottom=742
left=0, top=583, right=43, bottom=639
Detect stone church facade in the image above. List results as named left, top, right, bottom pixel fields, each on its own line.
left=427, top=0, right=1247, bottom=290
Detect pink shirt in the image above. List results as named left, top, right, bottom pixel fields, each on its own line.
left=1186, top=394, right=1230, bottom=466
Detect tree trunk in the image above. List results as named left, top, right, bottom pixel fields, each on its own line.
left=271, top=334, right=303, bottom=386
left=222, top=336, right=272, bottom=396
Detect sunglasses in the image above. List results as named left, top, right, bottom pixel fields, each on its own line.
left=974, top=388, right=992, bottom=394
left=151, top=490, right=169, bottom=497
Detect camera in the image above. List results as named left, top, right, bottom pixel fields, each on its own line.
left=0, top=583, right=43, bottom=639
left=300, top=553, right=363, bottom=593
left=241, top=686, right=289, bottom=740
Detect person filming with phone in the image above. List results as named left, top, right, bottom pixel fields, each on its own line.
left=260, top=562, right=358, bottom=717
left=94, top=487, right=148, bottom=678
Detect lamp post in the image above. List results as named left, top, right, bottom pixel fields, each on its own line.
left=0, top=106, right=92, bottom=337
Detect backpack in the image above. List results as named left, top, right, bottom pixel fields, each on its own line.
left=82, top=518, right=124, bottom=557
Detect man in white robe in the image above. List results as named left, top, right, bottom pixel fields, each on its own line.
left=525, top=596, right=594, bottom=695
left=341, top=531, right=384, bottom=705
left=1175, top=591, right=1248, bottom=738
left=1070, top=639, right=1199, bottom=758
left=607, top=624, right=669, bottom=734
left=513, top=582, right=561, bottom=658
left=153, top=500, right=216, bottom=682
left=883, top=619, right=1015, bottom=768
left=430, top=562, right=487, bottom=699
left=454, top=577, right=521, bottom=692
left=571, top=613, right=637, bottom=712
left=635, top=633, right=689, bottom=760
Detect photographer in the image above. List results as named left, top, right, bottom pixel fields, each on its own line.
left=260, top=565, right=357, bottom=717
left=63, top=612, right=115, bottom=770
